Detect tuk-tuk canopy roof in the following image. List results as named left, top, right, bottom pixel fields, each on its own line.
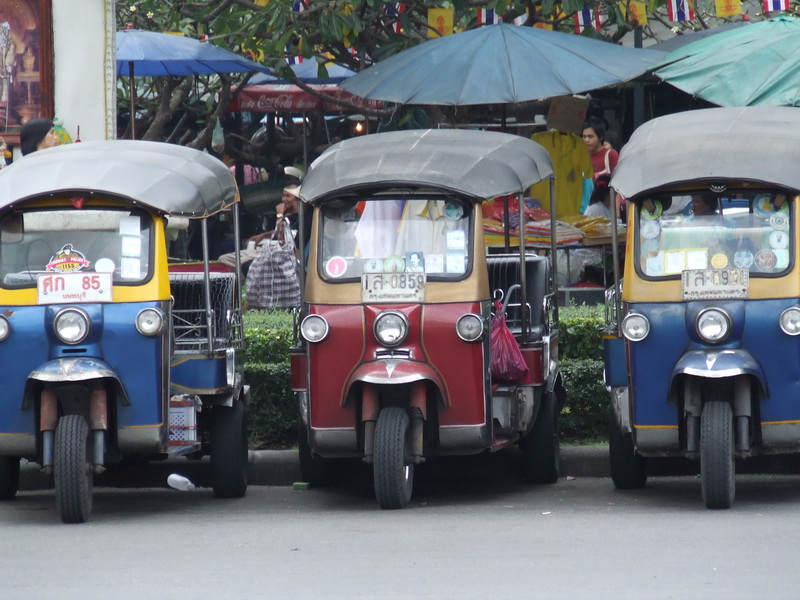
left=300, top=129, right=554, bottom=205
left=0, top=140, right=237, bottom=217
left=612, top=106, right=800, bottom=201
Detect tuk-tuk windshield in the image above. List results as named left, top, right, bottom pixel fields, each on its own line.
left=318, top=198, right=472, bottom=281
left=0, top=207, right=153, bottom=288
left=636, top=191, right=792, bottom=278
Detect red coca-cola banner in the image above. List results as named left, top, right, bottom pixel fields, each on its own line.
left=229, top=84, right=382, bottom=113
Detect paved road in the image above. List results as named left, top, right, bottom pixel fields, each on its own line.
left=3, top=452, right=800, bottom=599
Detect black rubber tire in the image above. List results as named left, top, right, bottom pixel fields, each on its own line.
left=0, top=456, right=20, bottom=500
left=54, top=415, right=93, bottom=524
left=210, top=402, right=249, bottom=498
left=608, top=408, right=648, bottom=490
left=297, top=420, right=337, bottom=487
left=701, top=400, right=735, bottom=509
left=520, top=391, right=560, bottom=484
left=373, top=407, right=413, bottom=510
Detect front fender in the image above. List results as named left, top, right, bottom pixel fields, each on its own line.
left=672, top=349, right=767, bottom=392
left=347, top=359, right=448, bottom=405
left=27, top=357, right=131, bottom=405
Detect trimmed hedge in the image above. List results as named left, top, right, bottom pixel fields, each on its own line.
left=242, top=304, right=609, bottom=448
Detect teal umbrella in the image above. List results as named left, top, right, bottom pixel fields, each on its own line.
left=340, top=23, right=665, bottom=106
left=653, top=17, right=800, bottom=106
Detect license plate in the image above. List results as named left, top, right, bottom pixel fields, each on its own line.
left=362, top=273, right=425, bottom=303
left=681, top=268, right=749, bottom=300
left=37, top=272, right=113, bottom=305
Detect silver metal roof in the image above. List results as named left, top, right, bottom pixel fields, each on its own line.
left=0, top=140, right=237, bottom=217
left=611, top=106, right=800, bottom=201
left=300, top=129, right=554, bottom=204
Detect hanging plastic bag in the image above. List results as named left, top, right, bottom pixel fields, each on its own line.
left=580, top=175, right=594, bottom=214
left=211, top=118, right=225, bottom=153
left=490, top=301, right=530, bottom=385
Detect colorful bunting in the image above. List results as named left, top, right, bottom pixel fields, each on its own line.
left=667, top=0, right=695, bottom=21
left=763, top=0, right=789, bottom=10
left=574, top=5, right=604, bottom=33
left=716, top=0, right=742, bottom=17
left=428, top=7, right=454, bottom=37
left=477, top=8, right=501, bottom=25
left=387, top=3, right=406, bottom=34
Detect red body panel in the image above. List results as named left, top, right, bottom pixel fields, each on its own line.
left=306, top=301, right=486, bottom=430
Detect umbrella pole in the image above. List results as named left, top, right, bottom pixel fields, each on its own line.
left=128, top=62, right=136, bottom=139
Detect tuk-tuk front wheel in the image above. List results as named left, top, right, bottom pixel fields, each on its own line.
left=700, top=400, right=735, bottom=509
left=54, top=415, right=93, bottom=524
left=373, top=407, right=414, bottom=510
left=608, top=408, right=647, bottom=490
left=210, top=402, right=248, bottom=498
left=0, top=456, right=20, bottom=500
left=520, top=391, right=560, bottom=484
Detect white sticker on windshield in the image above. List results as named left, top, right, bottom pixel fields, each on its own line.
left=120, top=257, right=141, bottom=279
left=446, top=253, right=465, bottom=274
left=446, top=230, right=466, bottom=250
left=121, top=235, right=141, bottom=258
left=119, top=215, right=140, bottom=236
left=425, top=254, right=444, bottom=274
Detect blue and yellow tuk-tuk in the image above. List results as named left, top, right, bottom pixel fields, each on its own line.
left=606, top=107, right=800, bottom=508
left=292, top=129, right=566, bottom=509
left=0, top=140, right=249, bottom=522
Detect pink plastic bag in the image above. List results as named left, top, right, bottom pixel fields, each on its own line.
left=490, top=302, right=531, bottom=385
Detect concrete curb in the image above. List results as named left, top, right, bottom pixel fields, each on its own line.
left=20, top=446, right=610, bottom=491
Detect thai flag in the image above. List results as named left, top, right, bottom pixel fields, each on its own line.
left=286, top=42, right=303, bottom=64
left=573, top=5, right=602, bottom=32
left=477, top=8, right=501, bottom=25
left=292, top=0, right=306, bottom=11
left=386, top=3, right=406, bottom=33
left=667, top=0, right=695, bottom=21
left=513, top=10, right=528, bottom=26
left=763, top=0, right=789, bottom=10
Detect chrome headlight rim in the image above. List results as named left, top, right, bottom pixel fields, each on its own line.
left=53, top=307, right=90, bottom=345
left=780, top=307, right=800, bottom=336
left=373, top=310, right=409, bottom=348
left=136, top=307, right=167, bottom=337
left=696, top=307, right=732, bottom=344
left=621, top=312, right=650, bottom=342
left=456, top=313, right=484, bottom=342
left=300, top=314, right=329, bottom=343
left=0, top=315, right=10, bottom=342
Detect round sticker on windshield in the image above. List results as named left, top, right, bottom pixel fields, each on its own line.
left=769, top=230, right=790, bottom=250
left=444, top=203, right=463, bottom=221
left=755, top=194, right=776, bottom=213
left=363, top=258, right=384, bottom=273
left=755, top=250, right=778, bottom=271
left=733, top=250, right=754, bottom=269
left=641, top=200, right=663, bottom=220
left=325, top=257, right=348, bottom=278
left=640, top=220, right=661, bottom=240
left=384, top=256, right=405, bottom=273
left=710, top=253, right=729, bottom=269
left=770, top=212, right=789, bottom=231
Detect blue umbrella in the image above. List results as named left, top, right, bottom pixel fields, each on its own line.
left=249, top=62, right=356, bottom=85
left=116, top=29, right=270, bottom=137
left=116, top=29, right=270, bottom=77
left=341, top=23, right=666, bottom=106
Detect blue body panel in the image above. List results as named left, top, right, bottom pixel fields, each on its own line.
left=626, top=299, right=800, bottom=426
left=0, top=301, right=168, bottom=435
left=170, top=354, right=228, bottom=395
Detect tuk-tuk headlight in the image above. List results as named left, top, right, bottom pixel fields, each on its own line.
left=54, top=308, right=90, bottom=345
left=696, top=308, right=731, bottom=344
left=374, top=311, right=408, bottom=347
left=0, top=315, right=9, bottom=342
left=780, top=307, right=800, bottom=336
left=622, top=313, right=650, bottom=342
left=301, top=315, right=329, bottom=343
left=136, top=308, right=166, bottom=337
left=456, top=313, right=484, bottom=342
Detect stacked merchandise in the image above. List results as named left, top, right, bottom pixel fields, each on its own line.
left=482, top=197, right=584, bottom=247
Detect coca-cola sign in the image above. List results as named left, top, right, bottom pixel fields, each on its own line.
left=230, top=84, right=382, bottom=113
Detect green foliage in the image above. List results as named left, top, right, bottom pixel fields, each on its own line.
left=244, top=362, right=297, bottom=448
left=559, top=304, right=605, bottom=361
left=560, top=358, right=609, bottom=442
left=241, top=310, right=295, bottom=364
